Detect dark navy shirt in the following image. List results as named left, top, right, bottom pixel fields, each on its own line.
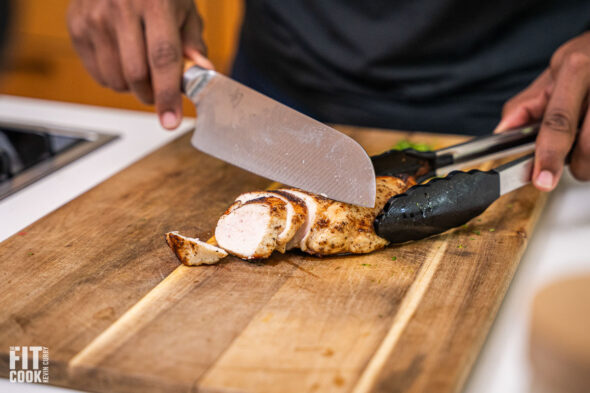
left=0, top=0, right=10, bottom=65
left=235, top=0, right=590, bottom=134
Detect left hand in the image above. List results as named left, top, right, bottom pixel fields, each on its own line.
left=495, top=32, right=590, bottom=191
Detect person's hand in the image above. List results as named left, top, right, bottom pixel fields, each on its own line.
left=67, top=0, right=214, bottom=130
left=496, top=32, right=590, bottom=191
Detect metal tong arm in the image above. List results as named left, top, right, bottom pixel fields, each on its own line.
left=432, top=123, right=539, bottom=176
left=371, top=123, right=539, bottom=181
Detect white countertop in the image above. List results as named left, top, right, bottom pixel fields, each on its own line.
left=1, top=96, right=589, bottom=393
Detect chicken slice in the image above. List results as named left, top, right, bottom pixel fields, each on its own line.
left=165, top=231, right=228, bottom=266
left=281, top=176, right=414, bottom=255
left=271, top=190, right=308, bottom=251
left=233, top=191, right=307, bottom=253
left=278, top=189, right=321, bottom=251
left=215, top=196, right=287, bottom=259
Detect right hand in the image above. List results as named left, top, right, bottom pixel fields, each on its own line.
left=67, top=0, right=214, bottom=130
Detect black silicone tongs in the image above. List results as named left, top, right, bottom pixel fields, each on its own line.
left=372, top=124, right=543, bottom=243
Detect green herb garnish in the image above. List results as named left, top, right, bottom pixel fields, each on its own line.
left=391, top=256, right=397, bottom=261
left=473, top=230, right=481, bottom=236
left=392, top=140, right=432, bottom=152
left=489, top=228, right=496, bottom=232
left=361, top=263, right=371, bottom=267
left=457, top=244, right=464, bottom=249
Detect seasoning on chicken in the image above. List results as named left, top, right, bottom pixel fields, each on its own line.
left=281, top=176, right=413, bottom=255
left=165, top=231, right=228, bottom=266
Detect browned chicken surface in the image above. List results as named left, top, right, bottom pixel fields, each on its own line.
left=165, top=232, right=228, bottom=266
left=283, top=176, right=412, bottom=255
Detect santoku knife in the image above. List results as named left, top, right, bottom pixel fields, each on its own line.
left=182, top=64, right=376, bottom=208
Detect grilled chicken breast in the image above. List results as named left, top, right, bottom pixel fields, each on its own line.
left=168, top=176, right=414, bottom=264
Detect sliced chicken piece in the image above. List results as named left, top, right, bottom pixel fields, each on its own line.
left=272, top=190, right=308, bottom=251
left=165, top=231, right=228, bottom=266
left=281, top=176, right=415, bottom=255
left=233, top=191, right=307, bottom=253
left=278, top=189, right=321, bottom=251
left=215, top=196, right=287, bottom=259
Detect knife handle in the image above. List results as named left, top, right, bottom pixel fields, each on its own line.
left=374, top=169, right=500, bottom=243
left=182, top=60, right=216, bottom=100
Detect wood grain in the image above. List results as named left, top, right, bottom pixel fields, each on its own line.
left=0, top=127, right=546, bottom=393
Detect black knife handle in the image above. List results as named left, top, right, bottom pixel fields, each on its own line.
left=374, top=169, right=500, bottom=243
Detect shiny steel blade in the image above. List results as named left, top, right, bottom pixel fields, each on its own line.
left=183, top=66, right=376, bottom=207
left=496, top=153, right=534, bottom=195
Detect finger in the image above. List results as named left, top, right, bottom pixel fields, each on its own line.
left=185, top=48, right=215, bottom=71
left=494, top=70, right=551, bottom=133
left=144, top=5, right=183, bottom=130
left=70, top=36, right=106, bottom=86
left=494, top=95, right=547, bottom=133
left=114, top=12, right=154, bottom=104
left=88, top=20, right=129, bottom=92
left=67, top=6, right=106, bottom=86
left=533, top=56, right=589, bottom=191
left=569, top=107, right=590, bottom=181
left=181, top=5, right=215, bottom=70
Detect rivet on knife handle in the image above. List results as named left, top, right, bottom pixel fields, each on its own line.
left=182, top=63, right=216, bottom=102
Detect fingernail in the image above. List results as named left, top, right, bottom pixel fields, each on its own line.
left=161, top=111, right=178, bottom=130
left=494, top=109, right=525, bottom=134
left=536, top=170, right=554, bottom=190
left=494, top=117, right=514, bottom=134
left=492, top=122, right=505, bottom=134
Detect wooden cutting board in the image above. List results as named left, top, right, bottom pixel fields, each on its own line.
left=0, top=126, right=545, bottom=393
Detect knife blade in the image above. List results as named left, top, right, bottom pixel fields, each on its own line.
left=182, top=65, right=376, bottom=207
